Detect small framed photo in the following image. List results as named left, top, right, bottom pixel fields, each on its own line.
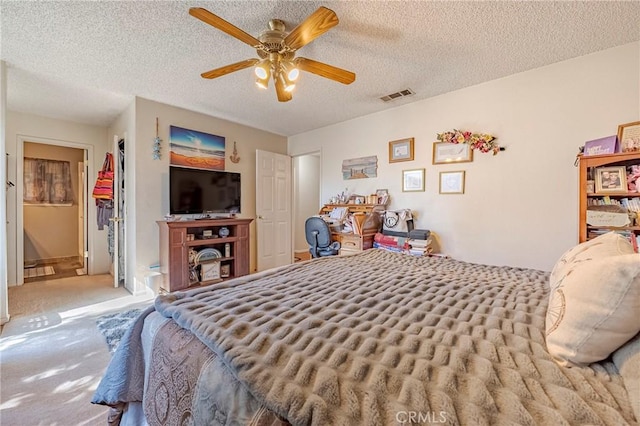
left=389, top=138, right=415, bottom=163
left=402, top=169, right=425, bottom=192
left=375, top=188, right=389, bottom=204
left=433, top=142, right=473, bottom=164
left=220, top=264, right=230, bottom=278
left=439, top=170, right=466, bottom=194
left=595, top=166, right=626, bottom=193
left=617, top=121, right=640, bottom=153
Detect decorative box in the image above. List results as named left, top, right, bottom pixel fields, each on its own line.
left=586, top=210, right=630, bottom=227
left=584, top=136, right=618, bottom=156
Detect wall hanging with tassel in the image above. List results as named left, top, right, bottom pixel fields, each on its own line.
left=153, top=117, right=162, bottom=160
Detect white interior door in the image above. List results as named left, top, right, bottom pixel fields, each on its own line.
left=77, top=160, right=88, bottom=275
left=111, top=136, right=124, bottom=288
left=256, top=150, right=292, bottom=271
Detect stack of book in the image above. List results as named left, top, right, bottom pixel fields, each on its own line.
left=372, top=233, right=434, bottom=256
left=408, top=238, right=433, bottom=256
left=373, top=233, right=409, bottom=252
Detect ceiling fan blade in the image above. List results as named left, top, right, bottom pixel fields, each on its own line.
left=189, top=8, right=262, bottom=48
left=275, top=77, right=293, bottom=102
left=201, top=59, right=259, bottom=79
left=283, top=6, right=339, bottom=51
left=294, top=57, right=355, bottom=85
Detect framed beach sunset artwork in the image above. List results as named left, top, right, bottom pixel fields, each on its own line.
left=169, top=125, right=225, bottom=170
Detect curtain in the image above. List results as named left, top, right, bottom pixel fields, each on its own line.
left=23, top=157, right=74, bottom=205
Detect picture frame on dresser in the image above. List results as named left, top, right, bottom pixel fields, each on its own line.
left=594, top=166, right=626, bottom=193
left=375, top=188, right=389, bottom=205
left=617, top=121, right=640, bottom=153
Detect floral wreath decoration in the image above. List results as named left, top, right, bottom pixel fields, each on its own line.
left=437, top=129, right=504, bottom=155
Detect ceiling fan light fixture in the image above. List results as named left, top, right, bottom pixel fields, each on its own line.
left=191, top=7, right=355, bottom=101
left=281, top=61, right=299, bottom=82
left=255, top=76, right=269, bottom=89
left=254, top=59, right=271, bottom=79
left=278, top=72, right=296, bottom=92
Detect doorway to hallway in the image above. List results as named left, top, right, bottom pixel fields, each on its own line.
left=16, top=136, right=91, bottom=286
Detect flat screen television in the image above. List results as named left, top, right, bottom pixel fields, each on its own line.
left=170, top=166, right=241, bottom=215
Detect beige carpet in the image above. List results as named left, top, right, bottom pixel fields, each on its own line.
left=0, top=274, right=154, bottom=425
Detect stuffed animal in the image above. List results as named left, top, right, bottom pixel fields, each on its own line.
left=627, top=165, right=640, bottom=192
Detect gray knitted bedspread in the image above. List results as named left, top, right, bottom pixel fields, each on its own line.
left=151, top=249, right=637, bottom=425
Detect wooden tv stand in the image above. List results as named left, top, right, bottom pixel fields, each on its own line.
left=157, top=218, right=253, bottom=292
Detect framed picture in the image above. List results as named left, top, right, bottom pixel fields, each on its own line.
left=402, top=169, right=425, bottom=192
left=342, top=156, right=378, bottom=179
left=375, top=188, right=389, bottom=205
left=439, top=171, right=465, bottom=194
left=617, top=121, right=640, bottom=153
left=170, top=125, right=225, bottom=170
left=432, top=142, right=473, bottom=164
left=595, top=166, right=626, bottom=193
left=389, top=138, right=415, bottom=163
left=220, top=264, right=231, bottom=278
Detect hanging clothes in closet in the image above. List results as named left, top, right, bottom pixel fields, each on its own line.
left=94, top=152, right=114, bottom=230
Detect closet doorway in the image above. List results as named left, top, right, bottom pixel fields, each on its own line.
left=292, top=151, right=321, bottom=261
left=17, top=137, right=90, bottom=284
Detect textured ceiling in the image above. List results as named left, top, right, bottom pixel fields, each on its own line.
left=2, top=1, right=639, bottom=136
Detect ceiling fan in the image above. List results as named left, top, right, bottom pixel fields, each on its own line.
left=189, top=6, right=356, bottom=102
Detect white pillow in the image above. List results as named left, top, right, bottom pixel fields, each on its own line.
left=549, top=232, right=634, bottom=291
left=546, top=254, right=640, bottom=367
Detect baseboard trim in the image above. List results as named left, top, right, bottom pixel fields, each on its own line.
left=24, top=255, right=82, bottom=265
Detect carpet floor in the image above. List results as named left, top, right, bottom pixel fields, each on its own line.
left=0, top=274, right=154, bottom=426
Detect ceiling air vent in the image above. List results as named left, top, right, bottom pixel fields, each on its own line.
left=380, top=88, right=415, bottom=103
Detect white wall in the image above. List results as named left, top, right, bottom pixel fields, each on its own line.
left=5, top=111, right=110, bottom=285
left=289, top=42, right=640, bottom=271
left=293, top=153, right=320, bottom=252
left=131, top=98, right=287, bottom=288
left=1, top=61, right=9, bottom=324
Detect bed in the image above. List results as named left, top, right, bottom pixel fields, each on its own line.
left=93, top=246, right=640, bottom=425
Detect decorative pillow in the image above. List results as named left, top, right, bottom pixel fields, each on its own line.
left=546, top=253, right=640, bottom=367
left=549, top=232, right=635, bottom=291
